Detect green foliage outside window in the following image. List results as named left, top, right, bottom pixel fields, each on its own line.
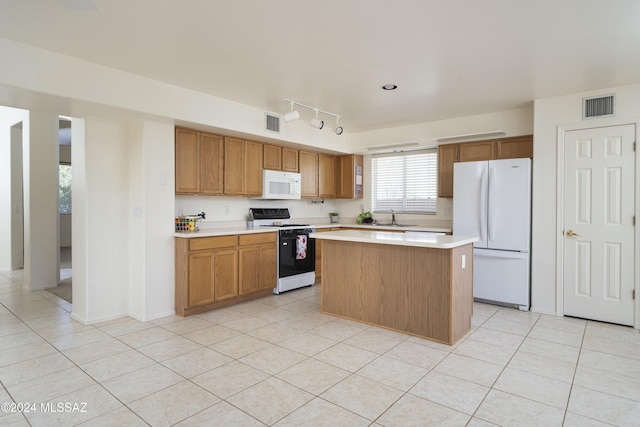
left=59, top=164, right=72, bottom=214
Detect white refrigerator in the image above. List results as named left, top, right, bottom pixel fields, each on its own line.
left=453, top=158, right=531, bottom=310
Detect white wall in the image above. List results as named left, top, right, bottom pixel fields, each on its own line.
left=0, top=106, right=28, bottom=271
left=23, top=111, right=59, bottom=291
left=128, top=119, right=176, bottom=321
left=10, top=124, right=24, bottom=268
left=73, top=116, right=131, bottom=323
left=532, top=83, right=640, bottom=316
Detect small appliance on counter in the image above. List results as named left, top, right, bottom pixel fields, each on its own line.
left=175, top=212, right=206, bottom=232
left=250, top=208, right=316, bottom=294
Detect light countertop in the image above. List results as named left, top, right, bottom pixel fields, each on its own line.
left=174, top=223, right=452, bottom=238
left=309, top=229, right=477, bottom=249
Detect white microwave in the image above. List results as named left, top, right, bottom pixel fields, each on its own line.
left=258, top=170, right=302, bottom=200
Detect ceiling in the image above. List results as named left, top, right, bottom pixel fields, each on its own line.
left=1, top=0, right=640, bottom=132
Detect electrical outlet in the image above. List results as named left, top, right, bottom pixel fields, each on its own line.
left=224, top=206, right=230, bottom=216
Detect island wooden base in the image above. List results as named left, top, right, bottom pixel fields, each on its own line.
left=321, top=240, right=473, bottom=345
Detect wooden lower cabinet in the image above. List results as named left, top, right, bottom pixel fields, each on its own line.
left=187, top=248, right=237, bottom=307
left=239, top=233, right=277, bottom=295
left=176, top=233, right=276, bottom=316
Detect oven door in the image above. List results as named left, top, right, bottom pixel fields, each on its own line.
left=278, top=229, right=316, bottom=278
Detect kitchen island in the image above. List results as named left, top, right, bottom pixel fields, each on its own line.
left=310, top=230, right=478, bottom=345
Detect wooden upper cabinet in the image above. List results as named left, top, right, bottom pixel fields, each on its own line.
left=337, top=154, right=363, bottom=199
left=224, top=138, right=263, bottom=196
left=175, top=128, right=199, bottom=194
left=224, top=137, right=245, bottom=195
left=437, top=135, right=533, bottom=198
left=199, top=132, right=224, bottom=195
left=299, top=151, right=318, bottom=197
left=437, top=144, right=458, bottom=198
left=263, top=144, right=282, bottom=170
left=318, top=154, right=336, bottom=198
left=496, top=135, right=533, bottom=159
left=458, top=140, right=495, bottom=162
left=245, top=140, right=263, bottom=196
left=282, top=147, right=299, bottom=172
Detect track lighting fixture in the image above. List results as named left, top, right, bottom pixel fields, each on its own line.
left=283, top=101, right=300, bottom=123
left=281, top=98, right=344, bottom=135
left=310, top=110, right=324, bottom=129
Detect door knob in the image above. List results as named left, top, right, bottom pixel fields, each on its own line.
left=566, top=230, right=580, bottom=237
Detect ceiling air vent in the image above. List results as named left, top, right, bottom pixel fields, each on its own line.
left=583, top=94, right=615, bottom=119
left=265, top=113, right=280, bottom=133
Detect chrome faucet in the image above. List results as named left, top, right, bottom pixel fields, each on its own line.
left=391, top=209, right=396, bottom=225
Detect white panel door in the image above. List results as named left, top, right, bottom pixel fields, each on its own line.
left=563, top=125, right=635, bottom=326
left=488, top=158, right=531, bottom=251
left=453, top=161, right=488, bottom=248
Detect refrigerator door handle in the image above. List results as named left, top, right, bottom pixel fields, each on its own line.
left=488, top=166, right=495, bottom=242
left=480, top=167, right=488, bottom=242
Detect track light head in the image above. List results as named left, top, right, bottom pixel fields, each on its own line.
left=310, top=109, right=324, bottom=129
left=283, top=101, right=300, bottom=123
left=310, top=118, right=324, bottom=129
left=283, top=110, right=300, bottom=123
left=334, top=117, right=343, bottom=135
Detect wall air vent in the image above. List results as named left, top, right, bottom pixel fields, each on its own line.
left=265, top=113, right=280, bottom=133
left=583, top=94, right=616, bottom=119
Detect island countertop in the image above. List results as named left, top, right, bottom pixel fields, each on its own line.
left=310, top=229, right=477, bottom=249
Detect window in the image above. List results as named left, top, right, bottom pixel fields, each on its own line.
left=59, top=164, right=72, bottom=214
left=371, top=149, right=437, bottom=214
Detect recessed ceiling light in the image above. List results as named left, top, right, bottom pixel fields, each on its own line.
left=382, top=84, right=398, bottom=90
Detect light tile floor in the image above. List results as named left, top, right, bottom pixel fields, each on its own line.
left=1, top=269, right=639, bottom=426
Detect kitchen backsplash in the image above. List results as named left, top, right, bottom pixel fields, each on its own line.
left=176, top=195, right=453, bottom=226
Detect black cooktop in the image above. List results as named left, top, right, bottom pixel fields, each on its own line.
left=250, top=208, right=290, bottom=220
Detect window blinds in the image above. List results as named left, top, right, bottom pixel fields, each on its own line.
left=371, top=149, right=437, bottom=213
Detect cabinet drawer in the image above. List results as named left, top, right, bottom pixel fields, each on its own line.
left=239, top=233, right=276, bottom=246
left=189, top=235, right=238, bottom=251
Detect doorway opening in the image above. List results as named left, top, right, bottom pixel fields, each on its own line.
left=46, top=118, right=73, bottom=304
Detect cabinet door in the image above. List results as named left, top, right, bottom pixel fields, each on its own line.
left=200, top=132, right=224, bottom=195
left=238, top=246, right=260, bottom=295
left=318, top=154, right=336, bottom=198
left=224, top=137, right=245, bottom=195
left=496, top=135, right=533, bottom=159
left=437, top=144, right=458, bottom=198
left=458, top=140, right=495, bottom=162
left=282, top=148, right=299, bottom=172
left=299, top=151, right=318, bottom=197
left=259, top=244, right=276, bottom=290
left=263, top=144, right=282, bottom=170
left=214, top=249, right=238, bottom=301
left=245, top=140, right=264, bottom=196
left=336, top=154, right=363, bottom=199
left=188, top=252, right=214, bottom=306
left=175, top=128, right=199, bottom=194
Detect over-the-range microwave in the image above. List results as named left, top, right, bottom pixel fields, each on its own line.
left=255, top=170, right=302, bottom=200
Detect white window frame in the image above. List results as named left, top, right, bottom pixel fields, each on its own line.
left=371, top=149, right=437, bottom=214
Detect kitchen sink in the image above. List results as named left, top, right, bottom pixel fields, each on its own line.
left=370, top=223, right=417, bottom=227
